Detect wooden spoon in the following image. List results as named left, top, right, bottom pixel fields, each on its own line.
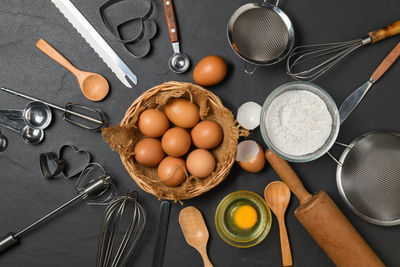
left=179, top=206, right=213, bottom=267
left=264, top=181, right=293, bottom=266
left=36, top=39, right=109, bottom=101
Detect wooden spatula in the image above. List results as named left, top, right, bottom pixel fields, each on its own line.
left=179, top=206, right=213, bottom=267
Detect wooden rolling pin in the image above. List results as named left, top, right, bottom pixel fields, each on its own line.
left=265, top=149, right=385, bottom=267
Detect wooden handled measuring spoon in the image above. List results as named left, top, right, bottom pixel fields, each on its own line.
left=179, top=206, right=213, bottom=267
left=264, top=181, right=293, bottom=266
left=36, top=39, right=109, bottom=101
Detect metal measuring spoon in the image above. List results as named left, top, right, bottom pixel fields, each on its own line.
left=0, top=101, right=52, bottom=130
left=0, top=113, right=44, bottom=145
left=0, top=130, right=8, bottom=151
left=163, top=0, right=190, bottom=73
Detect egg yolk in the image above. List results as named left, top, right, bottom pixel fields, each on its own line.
left=233, top=205, right=258, bottom=230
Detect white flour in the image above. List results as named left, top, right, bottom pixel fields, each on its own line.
left=265, top=90, right=332, bottom=156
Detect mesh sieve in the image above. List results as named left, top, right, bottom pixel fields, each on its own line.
left=233, top=8, right=288, bottom=61
left=228, top=2, right=294, bottom=66
left=337, top=131, right=400, bottom=226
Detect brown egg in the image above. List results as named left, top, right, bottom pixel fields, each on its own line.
left=158, top=156, right=187, bottom=187
left=138, top=109, right=169, bottom=137
left=191, top=120, right=223, bottom=149
left=238, top=144, right=265, bottom=173
left=134, top=138, right=165, bottom=167
left=165, top=98, right=200, bottom=128
left=162, top=127, right=191, bottom=157
left=193, top=55, right=227, bottom=86
left=186, top=149, right=216, bottom=178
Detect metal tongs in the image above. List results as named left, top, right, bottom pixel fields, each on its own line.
left=0, top=163, right=116, bottom=254
left=0, top=87, right=108, bottom=131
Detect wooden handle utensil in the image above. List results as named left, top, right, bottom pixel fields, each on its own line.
left=265, top=149, right=385, bottom=267
left=163, top=0, right=179, bottom=43
left=179, top=206, right=213, bottom=267
left=369, top=20, right=400, bottom=43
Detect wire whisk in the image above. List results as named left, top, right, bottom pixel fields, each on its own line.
left=286, top=20, right=400, bottom=81
left=96, top=192, right=147, bottom=267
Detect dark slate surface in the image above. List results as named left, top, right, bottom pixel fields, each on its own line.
left=0, top=0, right=399, bottom=266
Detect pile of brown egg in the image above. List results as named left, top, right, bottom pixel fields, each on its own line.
left=134, top=98, right=224, bottom=187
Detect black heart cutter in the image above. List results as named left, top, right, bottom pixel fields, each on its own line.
left=39, top=145, right=91, bottom=179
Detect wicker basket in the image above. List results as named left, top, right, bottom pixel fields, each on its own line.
left=103, top=81, right=247, bottom=201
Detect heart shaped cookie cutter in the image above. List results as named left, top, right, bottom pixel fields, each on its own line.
left=99, top=0, right=157, bottom=57
left=39, top=144, right=91, bottom=179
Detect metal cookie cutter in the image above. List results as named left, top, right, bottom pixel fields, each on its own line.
left=99, top=0, right=157, bottom=57
left=39, top=145, right=91, bottom=179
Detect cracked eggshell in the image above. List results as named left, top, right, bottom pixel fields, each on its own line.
left=237, top=102, right=262, bottom=130
left=236, top=140, right=265, bottom=173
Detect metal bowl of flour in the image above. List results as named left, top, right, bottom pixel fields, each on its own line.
left=260, top=81, right=340, bottom=163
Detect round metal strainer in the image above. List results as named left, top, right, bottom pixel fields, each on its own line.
left=336, top=131, right=400, bottom=226
left=227, top=0, right=294, bottom=72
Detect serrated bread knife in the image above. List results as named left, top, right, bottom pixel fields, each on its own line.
left=50, top=0, right=137, bottom=87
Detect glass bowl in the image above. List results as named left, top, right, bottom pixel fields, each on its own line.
left=215, top=191, right=272, bottom=248
left=260, top=81, right=340, bottom=162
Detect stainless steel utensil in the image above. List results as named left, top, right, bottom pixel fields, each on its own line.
left=336, top=131, right=400, bottom=226
left=0, top=113, right=44, bottom=145
left=227, top=0, right=294, bottom=74
left=0, top=129, right=8, bottom=151
left=163, top=0, right=190, bottom=73
left=339, top=40, right=400, bottom=123
left=152, top=200, right=171, bottom=267
left=0, top=163, right=116, bottom=254
left=50, top=0, right=137, bottom=87
left=0, top=87, right=107, bottom=131
left=0, top=101, right=52, bottom=130
left=96, top=191, right=146, bottom=267
left=286, top=20, right=400, bottom=81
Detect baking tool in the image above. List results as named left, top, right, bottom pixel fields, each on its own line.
left=40, top=144, right=91, bottom=179
left=179, top=207, right=213, bottom=267
left=227, top=0, right=294, bottom=74
left=163, top=0, right=190, bottom=73
left=260, top=81, right=340, bottom=162
left=50, top=0, right=137, bottom=87
left=152, top=201, right=171, bottom=267
left=0, top=101, right=52, bottom=130
left=265, top=149, right=384, bottom=267
left=36, top=39, right=109, bottom=102
left=99, top=0, right=153, bottom=44
left=96, top=191, right=146, bottom=267
left=0, top=163, right=116, bottom=254
left=0, top=113, right=44, bottom=145
left=215, top=191, right=272, bottom=248
left=287, top=20, right=400, bottom=81
left=264, top=181, right=292, bottom=266
left=339, top=40, right=400, bottom=123
left=0, top=129, right=8, bottom=151
left=336, top=131, right=400, bottom=226
left=0, top=87, right=107, bottom=131
left=99, top=0, right=157, bottom=58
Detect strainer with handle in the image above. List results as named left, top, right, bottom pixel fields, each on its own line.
left=227, top=0, right=294, bottom=73
left=336, top=130, right=400, bottom=226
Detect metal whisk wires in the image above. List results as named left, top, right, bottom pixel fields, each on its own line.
left=286, top=37, right=371, bottom=81
left=97, top=192, right=147, bottom=267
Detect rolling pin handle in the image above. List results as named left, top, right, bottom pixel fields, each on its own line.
left=265, top=149, right=313, bottom=205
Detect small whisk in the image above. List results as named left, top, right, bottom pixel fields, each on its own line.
left=0, top=162, right=116, bottom=254
left=287, top=20, right=400, bottom=81
left=96, top=192, right=147, bottom=267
